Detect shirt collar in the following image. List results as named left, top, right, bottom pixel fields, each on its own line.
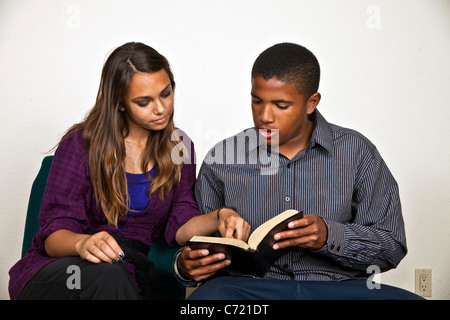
left=310, top=109, right=334, bottom=156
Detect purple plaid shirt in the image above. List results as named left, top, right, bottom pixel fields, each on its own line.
left=8, top=128, right=200, bottom=299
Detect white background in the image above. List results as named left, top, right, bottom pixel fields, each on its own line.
left=0, top=0, right=449, bottom=299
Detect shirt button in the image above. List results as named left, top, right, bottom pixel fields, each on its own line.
left=285, top=196, right=290, bottom=202
left=286, top=163, right=291, bottom=168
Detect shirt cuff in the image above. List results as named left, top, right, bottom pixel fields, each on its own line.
left=172, top=247, right=198, bottom=287
left=321, top=218, right=346, bottom=256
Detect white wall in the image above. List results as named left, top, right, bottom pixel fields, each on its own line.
left=1, top=0, right=449, bottom=300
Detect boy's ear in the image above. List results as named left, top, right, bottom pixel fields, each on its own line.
left=307, top=92, right=321, bottom=115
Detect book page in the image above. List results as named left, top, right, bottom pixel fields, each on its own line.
left=189, top=235, right=251, bottom=251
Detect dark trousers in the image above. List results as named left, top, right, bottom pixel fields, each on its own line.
left=188, top=276, right=425, bottom=300
left=18, top=257, right=141, bottom=300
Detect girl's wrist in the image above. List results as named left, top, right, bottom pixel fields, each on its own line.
left=216, top=207, right=233, bottom=220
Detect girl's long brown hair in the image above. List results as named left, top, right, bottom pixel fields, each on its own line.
left=71, top=42, right=184, bottom=227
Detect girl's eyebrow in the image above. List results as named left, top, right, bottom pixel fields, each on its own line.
left=131, top=83, right=171, bottom=100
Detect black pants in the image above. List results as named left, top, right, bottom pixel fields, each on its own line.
left=18, top=257, right=141, bottom=300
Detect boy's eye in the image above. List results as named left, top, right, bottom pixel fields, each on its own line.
left=276, top=104, right=289, bottom=110
left=252, top=99, right=261, bottom=104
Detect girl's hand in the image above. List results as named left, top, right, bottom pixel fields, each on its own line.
left=217, top=207, right=251, bottom=241
left=75, top=231, right=124, bottom=264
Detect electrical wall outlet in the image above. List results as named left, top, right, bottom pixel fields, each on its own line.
left=415, top=269, right=432, bottom=297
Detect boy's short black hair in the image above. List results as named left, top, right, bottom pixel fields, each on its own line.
left=251, top=43, right=320, bottom=99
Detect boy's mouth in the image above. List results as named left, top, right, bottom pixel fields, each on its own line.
left=258, top=128, right=278, bottom=139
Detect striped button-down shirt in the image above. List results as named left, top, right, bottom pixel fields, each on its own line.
left=194, top=109, right=407, bottom=281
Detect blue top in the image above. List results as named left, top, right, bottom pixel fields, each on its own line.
left=126, top=167, right=155, bottom=215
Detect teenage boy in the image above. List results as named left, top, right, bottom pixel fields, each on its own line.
left=175, top=43, right=422, bottom=299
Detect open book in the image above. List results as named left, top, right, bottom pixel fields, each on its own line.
left=188, top=209, right=303, bottom=277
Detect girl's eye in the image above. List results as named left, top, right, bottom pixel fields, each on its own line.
left=161, top=90, right=172, bottom=98
left=137, top=102, right=149, bottom=107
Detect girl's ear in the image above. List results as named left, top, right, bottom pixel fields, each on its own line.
left=119, top=101, right=126, bottom=112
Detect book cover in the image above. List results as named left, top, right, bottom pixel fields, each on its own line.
left=188, top=209, right=303, bottom=277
